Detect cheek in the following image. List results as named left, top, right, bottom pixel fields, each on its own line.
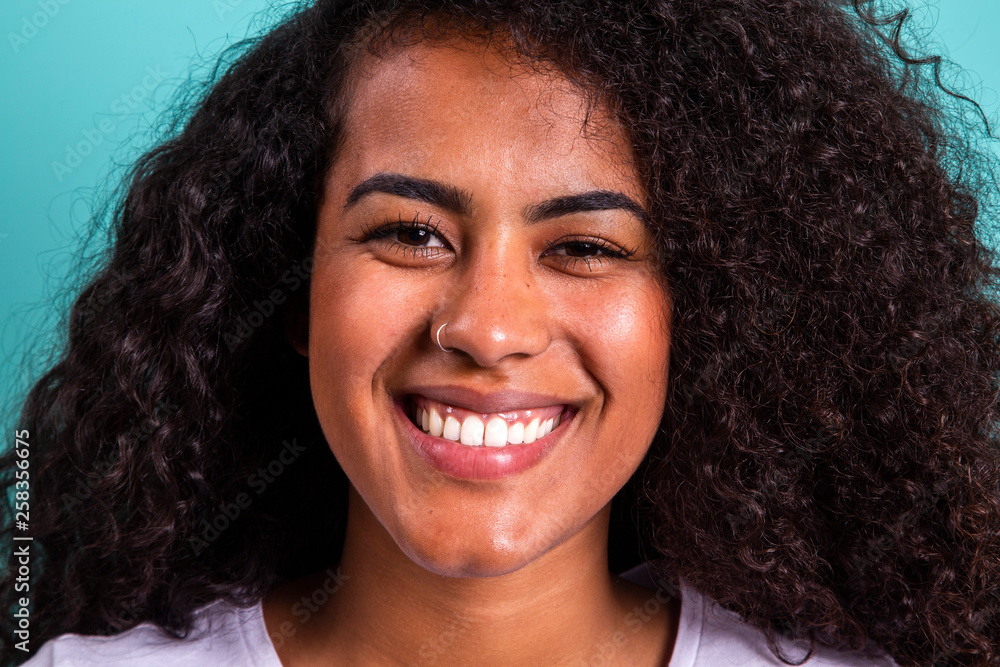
left=309, top=261, right=406, bottom=362
left=304, top=261, right=433, bottom=512
left=576, top=279, right=671, bottom=406
left=304, top=261, right=421, bottom=453
left=307, top=257, right=444, bottom=392
left=568, top=279, right=670, bottom=475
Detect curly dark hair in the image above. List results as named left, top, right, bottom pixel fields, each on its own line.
left=3, top=0, right=1000, bottom=665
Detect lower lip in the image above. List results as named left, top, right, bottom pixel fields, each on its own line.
left=395, top=402, right=570, bottom=480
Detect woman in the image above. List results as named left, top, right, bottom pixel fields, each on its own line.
left=3, top=0, right=999, bottom=665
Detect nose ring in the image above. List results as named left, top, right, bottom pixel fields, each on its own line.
left=435, top=323, right=452, bottom=352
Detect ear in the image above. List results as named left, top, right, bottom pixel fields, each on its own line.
left=285, top=294, right=309, bottom=357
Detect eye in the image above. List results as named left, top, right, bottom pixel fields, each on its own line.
left=543, top=236, right=637, bottom=272
left=551, top=241, right=609, bottom=258
left=389, top=224, right=446, bottom=248
left=360, top=215, right=449, bottom=251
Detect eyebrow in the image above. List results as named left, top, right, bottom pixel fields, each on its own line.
left=523, top=191, right=649, bottom=225
left=344, top=173, right=472, bottom=215
left=344, top=172, right=649, bottom=224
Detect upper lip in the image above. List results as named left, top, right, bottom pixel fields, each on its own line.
left=398, top=385, right=579, bottom=415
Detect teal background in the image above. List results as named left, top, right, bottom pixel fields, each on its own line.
left=1, top=0, right=999, bottom=429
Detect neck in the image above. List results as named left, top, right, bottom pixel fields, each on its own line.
left=264, top=488, right=675, bottom=666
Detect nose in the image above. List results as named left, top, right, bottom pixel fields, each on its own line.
left=434, top=246, right=551, bottom=367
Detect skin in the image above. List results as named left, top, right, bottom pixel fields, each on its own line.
left=265, top=37, right=676, bottom=666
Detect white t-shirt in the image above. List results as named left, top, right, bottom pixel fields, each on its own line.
left=23, top=565, right=897, bottom=666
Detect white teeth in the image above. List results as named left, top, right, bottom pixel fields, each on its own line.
left=429, top=409, right=444, bottom=437
left=443, top=415, right=461, bottom=441
left=523, top=418, right=539, bottom=444
left=415, top=404, right=564, bottom=447
left=484, top=418, right=508, bottom=447
left=460, top=415, right=485, bottom=446
left=507, top=422, right=524, bottom=445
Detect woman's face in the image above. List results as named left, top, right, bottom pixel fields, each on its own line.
left=301, top=38, right=671, bottom=576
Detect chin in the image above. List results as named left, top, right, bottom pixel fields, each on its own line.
left=404, top=546, right=537, bottom=579
left=394, top=522, right=549, bottom=579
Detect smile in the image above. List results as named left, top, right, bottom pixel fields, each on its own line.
left=410, top=396, right=565, bottom=447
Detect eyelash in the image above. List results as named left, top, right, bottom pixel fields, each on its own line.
left=359, top=214, right=448, bottom=259
left=542, top=236, right=637, bottom=272
left=360, top=216, right=638, bottom=271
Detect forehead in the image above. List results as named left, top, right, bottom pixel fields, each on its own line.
left=332, top=38, right=641, bottom=200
